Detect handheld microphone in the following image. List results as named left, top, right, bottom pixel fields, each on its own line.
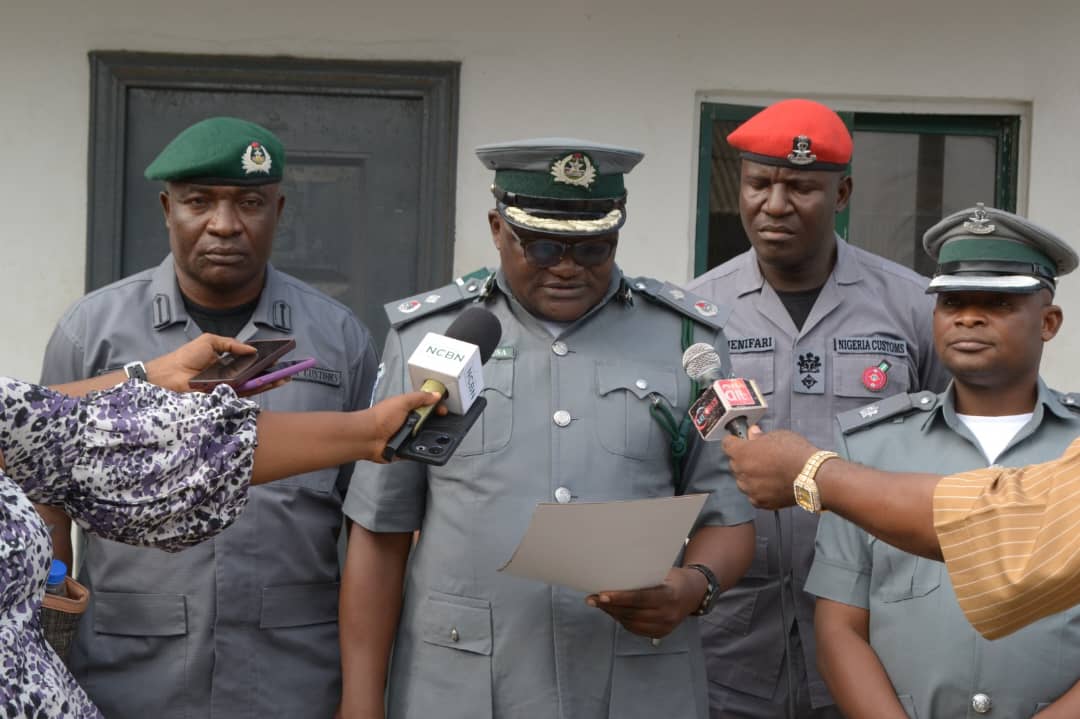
left=682, top=343, right=767, bottom=440
left=383, top=307, right=502, bottom=460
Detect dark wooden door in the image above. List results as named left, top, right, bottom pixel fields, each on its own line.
left=89, top=52, right=459, bottom=346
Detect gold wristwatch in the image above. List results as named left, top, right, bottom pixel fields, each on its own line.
left=793, top=450, right=839, bottom=513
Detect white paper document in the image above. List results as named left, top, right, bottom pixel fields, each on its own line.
left=498, top=494, right=709, bottom=594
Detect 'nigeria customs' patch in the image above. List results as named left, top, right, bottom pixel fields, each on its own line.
left=794, top=348, right=824, bottom=394
left=550, top=152, right=597, bottom=189
left=833, top=337, right=908, bottom=356
left=294, top=367, right=342, bottom=388
left=241, top=141, right=272, bottom=175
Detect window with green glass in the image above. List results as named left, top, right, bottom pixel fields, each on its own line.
left=695, top=103, right=1020, bottom=277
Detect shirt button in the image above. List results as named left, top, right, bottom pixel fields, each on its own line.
left=552, top=341, right=569, bottom=356
left=554, top=487, right=573, bottom=504
left=650, top=637, right=662, bottom=647
left=635, top=379, right=648, bottom=390
left=553, top=410, right=572, bottom=427
left=450, top=627, right=460, bottom=642
left=971, top=693, right=992, bottom=714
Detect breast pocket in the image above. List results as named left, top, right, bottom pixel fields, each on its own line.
left=729, top=352, right=775, bottom=397
left=595, top=361, right=679, bottom=460
left=455, top=356, right=514, bottom=457
left=609, top=622, right=697, bottom=719
left=871, top=543, right=943, bottom=602
left=832, top=355, right=912, bottom=402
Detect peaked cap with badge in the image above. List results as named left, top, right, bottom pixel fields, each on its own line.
left=923, top=203, right=1079, bottom=295
left=476, top=137, right=643, bottom=236
left=727, top=98, right=852, bottom=171
left=145, top=116, right=285, bottom=186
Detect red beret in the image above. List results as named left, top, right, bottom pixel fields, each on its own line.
left=727, top=98, right=852, bottom=171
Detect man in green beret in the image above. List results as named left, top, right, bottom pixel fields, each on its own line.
left=39, top=116, right=378, bottom=718
left=338, top=138, right=755, bottom=719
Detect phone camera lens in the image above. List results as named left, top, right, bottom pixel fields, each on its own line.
left=414, top=445, right=427, bottom=453
left=435, top=435, right=451, bottom=445
left=427, top=446, right=444, bottom=455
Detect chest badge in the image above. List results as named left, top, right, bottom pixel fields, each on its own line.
left=862, top=359, right=892, bottom=392
left=397, top=299, right=422, bottom=314
left=694, top=300, right=719, bottom=317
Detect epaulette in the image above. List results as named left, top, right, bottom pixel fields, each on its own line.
left=837, top=390, right=939, bottom=435
left=627, top=276, right=731, bottom=332
left=384, top=267, right=496, bottom=329
left=1055, top=391, right=1080, bottom=412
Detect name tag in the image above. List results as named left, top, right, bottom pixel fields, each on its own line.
left=833, top=337, right=909, bottom=356
left=293, top=367, right=342, bottom=388
left=728, top=336, right=775, bottom=353
left=492, top=346, right=515, bottom=360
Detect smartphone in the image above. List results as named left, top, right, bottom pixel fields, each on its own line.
left=188, top=338, right=297, bottom=390
left=395, top=397, right=487, bottom=466
left=238, top=357, right=318, bottom=392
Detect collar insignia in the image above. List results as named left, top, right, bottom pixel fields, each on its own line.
left=241, top=141, right=272, bottom=175
left=787, top=135, right=817, bottom=166
left=550, top=152, right=597, bottom=189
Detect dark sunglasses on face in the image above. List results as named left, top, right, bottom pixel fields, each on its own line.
left=509, top=226, right=617, bottom=268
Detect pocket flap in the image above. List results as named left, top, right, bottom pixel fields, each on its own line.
left=420, top=591, right=492, bottom=655
left=259, top=582, right=340, bottom=629
left=614, top=621, right=689, bottom=656
left=94, top=592, right=187, bottom=637
left=730, top=353, right=775, bottom=396
left=596, top=362, right=678, bottom=404
left=482, top=356, right=514, bottom=399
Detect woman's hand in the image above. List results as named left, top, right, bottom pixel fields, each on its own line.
left=145, top=334, right=282, bottom=395
left=367, top=391, right=446, bottom=462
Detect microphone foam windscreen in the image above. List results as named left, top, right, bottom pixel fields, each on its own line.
left=445, top=306, right=503, bottom=363
left=681, top=342, right=723, bottom=381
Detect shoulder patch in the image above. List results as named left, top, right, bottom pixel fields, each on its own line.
left=837, top=390, right=939, bottom=435
left=1055, top=391, right=1080, bottom=412
left=384, top=267, right=495, bottom=329
left=629, top=276, right=731, bottom=332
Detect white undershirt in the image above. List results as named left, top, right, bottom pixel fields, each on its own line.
left=955, top=412, right=1033, bottom=464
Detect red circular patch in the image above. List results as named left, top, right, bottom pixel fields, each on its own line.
left=862, top=366, right=887, bottom=392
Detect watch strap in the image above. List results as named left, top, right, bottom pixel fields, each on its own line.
left=123, top=361, right=148, bottom=382
left=686, top=563, right=720, bottom=616
left=794, top=450, right=839, bottom=513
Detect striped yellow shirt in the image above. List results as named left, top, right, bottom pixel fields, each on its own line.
left=934, top=436, right=1080, bottom=639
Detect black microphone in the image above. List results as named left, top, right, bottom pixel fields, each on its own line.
left=681, top=342, right=767, bottom=440
left=382, top=307, right=502, bottom=460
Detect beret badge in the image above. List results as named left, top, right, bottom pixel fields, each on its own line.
left=241, top=141, right=273, bottom=176
left=787, top=135, right=817, bottom=166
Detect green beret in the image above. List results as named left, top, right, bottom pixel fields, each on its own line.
left=145, top=117, right=284, bottom=186
left=475, top=138, right=644, bottom=236
left=923, top=203, right=1078, bottom=294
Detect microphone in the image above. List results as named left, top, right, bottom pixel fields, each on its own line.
left=382, top=307, right=502, bottom=460
left=682, top=343, right=767, bottom=440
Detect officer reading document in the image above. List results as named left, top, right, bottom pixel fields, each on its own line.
left=338, top=138, right=755, bottom=719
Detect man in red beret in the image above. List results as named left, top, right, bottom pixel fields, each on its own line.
left=684, top=99, right=950, bottom=719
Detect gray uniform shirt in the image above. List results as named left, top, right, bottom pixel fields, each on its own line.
left=806, top=382, right=1080, bottom=719
left=684, top=237, right=949, bottom=707
left=41, top=256, right=377, bottom=719
left=344, top=269, right=754, bottom=719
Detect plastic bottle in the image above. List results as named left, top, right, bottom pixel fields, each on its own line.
left=45, top=559, right=67, bottom=597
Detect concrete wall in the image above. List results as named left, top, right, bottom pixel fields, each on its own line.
left=4, top=0, right=1079, bottom=384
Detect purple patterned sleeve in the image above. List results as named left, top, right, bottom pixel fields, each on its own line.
left=0, top=378, right=260, bottom=552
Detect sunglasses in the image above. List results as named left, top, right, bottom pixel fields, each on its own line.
left=508, top=226, right=617, bottom=268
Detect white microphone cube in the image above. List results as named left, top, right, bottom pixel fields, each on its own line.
left=407, top=332, right=486, bottom=415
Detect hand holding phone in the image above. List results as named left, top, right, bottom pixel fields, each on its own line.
left=239, top=357, right=318, bottom=392
left=189, top=338, right=299, bottom=390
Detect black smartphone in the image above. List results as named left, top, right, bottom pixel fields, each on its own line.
left=395, top=397, right=487, bottom=466
left=188, top=338, right=297, bottom=390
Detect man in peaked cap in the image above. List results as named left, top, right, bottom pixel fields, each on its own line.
left=684, top=98, right=950, bottom=719
left=803, top=204, right=1080, bottom=718
left=39, top=116, right=378, bottom=718
left=338, top=139, right=755, bottom=719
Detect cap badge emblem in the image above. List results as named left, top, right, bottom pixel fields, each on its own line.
left=694, top=300, right=718, bottom=317
left=962, top=202, right=996, bottom=235
left=241, top=141, right=272, bottom=175
left=787, top=135, right=817, bottom=166
left=862, top=359, right=891, bottom=392
left=397, top=299, right=422, bottom=314
left=550, top=152, right=597, bottom=189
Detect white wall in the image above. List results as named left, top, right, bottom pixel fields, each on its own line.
left=4, top=0, right=1080, bottom=385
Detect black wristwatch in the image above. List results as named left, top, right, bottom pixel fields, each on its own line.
left=123, top=360, right=148, bottom=382
left=686, top=563, right=720, bottom=616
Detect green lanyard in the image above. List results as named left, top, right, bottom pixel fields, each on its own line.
left=649, top=318, right=702, bottom=494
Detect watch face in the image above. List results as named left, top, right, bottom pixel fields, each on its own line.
left=794, top=482, right=817, bottom=511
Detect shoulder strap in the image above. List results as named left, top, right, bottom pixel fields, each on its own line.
left=628, top=276, right=731, bottom=333
left=836, top=390, right=939, bottom=435
left=384, top=267, right=495, bottom=329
